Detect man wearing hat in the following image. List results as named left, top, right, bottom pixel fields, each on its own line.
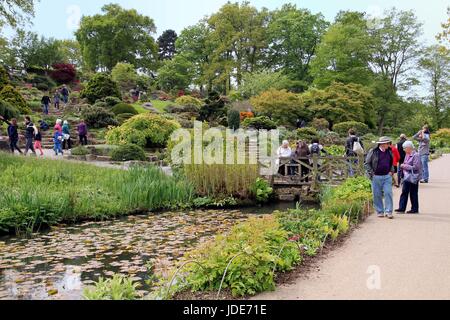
left=365, top=136, right=396, bottom=219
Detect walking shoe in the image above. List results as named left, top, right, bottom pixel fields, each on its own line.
left=377, top=213, right=385, bottom=218
left=420, top=180, right=429, bottom=184
left=386, top=214, right=394, bottom=219
left=395, top=209, right=405, bottom=214
left=407, top=211, right=419, bottom=214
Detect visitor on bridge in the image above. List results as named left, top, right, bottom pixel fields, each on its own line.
left=0, top=115, right=22, bottom=154
left=24, top=116, right=37, bottom=156
left=390, top=142, right=401, bottom=188
left=53, top=90, right=61, bottom=110
left=62, top=120, right=72, bottom=150
left=293, top=140, right=311, bottom=180
left=77, top=119, right=88, bottom=146
left=365, top=136, right=395, bottom=219
left=413, top=126, right=431, bottom=184
left=277, top=140, right=292, bottom=176
left=309, top=138, right=327, bottom=156
left=41, top=93, right=51, bottom=115
left=396, top=141, right=422, bottom=215
left=396, top=134, right=408, bottom=185
left=34, top=126, right=44, bottom=156
left=345, top=129, right=365, bottom=177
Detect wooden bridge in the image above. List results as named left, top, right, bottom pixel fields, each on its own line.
left=263, top=155, right=366, bottom=200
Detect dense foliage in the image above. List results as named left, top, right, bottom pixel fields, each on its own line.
left=333, top=121, right=369, bottom=136
left=81, top=106, right=118, bottom=129
left=110, top=144, right=147, bottom=162
left=0, top=85, right=30, bottom=114
left=174, top=95, right=203, bottom=107
left=111, top=103, right=138, bottom=116
left=0, top=99, right=20, bottom=120
left=80, top=73, right=121, bottom=104
left=50, top=63, right=77, bottom=84
left=241, top=116, right=277, bottom=130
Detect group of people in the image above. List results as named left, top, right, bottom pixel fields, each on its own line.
left=41, top=85, right=70, bottom=115
left=0, top=115, right=88, bottom=156
left=365, top=126, right=431, bottom=219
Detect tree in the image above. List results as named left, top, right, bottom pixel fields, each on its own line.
left=158, top=29, right=177, bottom=60
left=437, top=7, right=449, bottom=46
left=111, top=62, right=139, bottom=93
left=420, top=45, right=450, bottom=129
left=0, top=0, right=35, bottom=28
left=157, top=55, right=194, bottom=91
left=57, top=39, right=83, bottom=68
left=50, top=63, right=77, bottom=84
left=266, top=4, right=328, bottom=91
left=310, top=11, right=374, bottom=89
left=80, top=73, right=121, bottom=104
left=237, top=69, right=292, bottom=99
left=368, top=8, right=423, bottom=91
left=76, top=4, right=158, bottom=72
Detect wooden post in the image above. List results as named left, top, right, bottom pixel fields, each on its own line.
left=312, top=155, right=319, bottom=190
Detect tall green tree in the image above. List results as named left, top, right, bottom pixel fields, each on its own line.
left=266, top=4, right=328, bottom=91
left=0, top=0, right=35, bottom=28
left=57, top=39, right=83, bottom=68
left=75, top=4, right=158, bottom=72
left=420, top=45, right=450, bottom=129
left=157, top=55, right=194, bottom=91
left=436, top=7, right=449, bottom=47
left=158, top=29, right=177, bottom=60
left=310, top=11, right=374, bottom=88
left=368, top=8, right=423, bottom=91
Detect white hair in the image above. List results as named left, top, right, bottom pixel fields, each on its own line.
left=282, top=140, right=289, bottom=146
left=402, top=141, right=415, bottom=150
left=56, top=119, right=62, bottom=125
left=63, top=120, right=68, bottom=125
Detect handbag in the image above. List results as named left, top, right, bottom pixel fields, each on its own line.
left=404, top=169, right=420, bottom=185
left=353, top=138, right=364, bottom=155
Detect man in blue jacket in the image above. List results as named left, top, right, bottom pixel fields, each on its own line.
left=0, top=115, right=22, bottom=154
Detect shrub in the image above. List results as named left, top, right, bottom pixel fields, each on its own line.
left=227, top=109, right=241, bottom=130
left=175, top=95, right=203, bottom=107
left=36, top=83, right=49, bottom=91
left=83, top=275, right=140, bottom=300
left=432, top=129, right=450, bottom=148
left=0, top=100, right=20, bottom=120
left=241, top=116, right=277, bottom=130
left=28, top=74, right=56, bottom=90
left=0, top=65, right=9, bottom=88
left=116, top=113, right=136, bottom=124
left=106, top=113, right=180, bottom=148
left=50, top=63, right=77, bottom=84
left=250, top=178, right=273, bottom=203
left=71, top=146, right=90, bottom=156
left=333, top=121, right=369, bottom=136
left=0, top=85, right=31, bottom=114
left=111, top=103, right=138, bottom=116
left=311, top=118, right=330, bottom=131
left=166, top=104, right=199, bottom=114
left=296, top=127, right=319, bottom=142
left=81, top=106, right=118, bottom=129
left=103, top=96, right=122, bottom=108
left=240, top=111, right=254, bottom=121
left=80, top=73, right=121, bottom=104
left=111, top=144, right=147, bottom=162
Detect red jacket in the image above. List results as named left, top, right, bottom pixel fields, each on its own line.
left=391, top=146, right=401, bottom=166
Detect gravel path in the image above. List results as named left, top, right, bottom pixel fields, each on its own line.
left=254, top=154, right=450, bottom=300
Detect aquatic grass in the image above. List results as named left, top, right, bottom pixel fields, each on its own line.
left=0, top=152, right=194, bottom=234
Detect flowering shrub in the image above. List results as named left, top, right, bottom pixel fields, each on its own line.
left=106, top=113, right=180, bottom=148
left=50, top=63, right=77, bottom=84
left=240, top=111, right=254, bottom=121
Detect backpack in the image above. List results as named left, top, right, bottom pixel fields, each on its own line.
left=352, top=138, right=364, bottom=155
left=311, top=144, right=321, bottom=155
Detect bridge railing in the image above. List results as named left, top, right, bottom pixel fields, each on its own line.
left=268, top=155, right=366, bottom=190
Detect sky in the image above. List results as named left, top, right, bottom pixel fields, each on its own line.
left=18, top=0, right=449, bottom=45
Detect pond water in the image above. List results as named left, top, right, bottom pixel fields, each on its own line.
left=0, top=202, right=301, bottom=300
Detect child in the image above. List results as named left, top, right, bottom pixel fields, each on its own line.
left=34, top=127, right=44, bottom=156
left=53, top=129, right=63, bottom=156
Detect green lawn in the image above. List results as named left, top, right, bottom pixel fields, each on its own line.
left=132, top=100, right=177, bottom=114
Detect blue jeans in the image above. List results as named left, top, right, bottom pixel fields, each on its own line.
left=421, top=155, right=429, bottom=182
left=43, top=103, right=49, bottom=115
left=372, top=175, right=393, bottom=215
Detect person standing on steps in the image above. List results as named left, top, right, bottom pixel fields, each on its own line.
left=0, top=115, right=22, bottom=154
left=61, top=85, right=70, bottom=106
left=395, top=141, right=422, bottom=215
left=365, top=137, right=395, bottom=219
left=397, top=134, right=407, bottom=185
left=24, top=116, right=37, bottom=156
left=77, top=119, right=88, bottom=146
left=41, top=92, right=51, bottom=115
left=53, top=90, right=61, bottom=110
left=413, top=126, right=431, bottom=184
left=62, top=120, right=72, bottom=150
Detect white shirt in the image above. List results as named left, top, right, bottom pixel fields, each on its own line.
left=277, top=146, right=292, bottom=158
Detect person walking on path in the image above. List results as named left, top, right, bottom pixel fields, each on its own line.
left=34, top=126, right=44, bottom=156
left=0, top=115, right=22, bottom=154
left=62, top=120, right=72, bottom=150
left=53, top=129, right=63, bottom=156
left=77, top=119, right=88, bottom=146
left=53, top=90, right=61, bottom=110
left=397, top=134, right=408, bottom=185
left=345, top=129, right=364, bottom=177
left=60, top=85, right=70, bottom=106
left=413, top=126, right=431, bottom=184
left=24, top=116, right=37, bottom=156
left=365, top=136, right=395, bottom=219
left=41, top=93, right=51, bottom=115
left=396, top=141, right=423, bottom=215
left=391, top=142, right=401, bottom=188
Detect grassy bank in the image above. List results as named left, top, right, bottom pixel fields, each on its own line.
left=0, top=152, right=194, bottom=234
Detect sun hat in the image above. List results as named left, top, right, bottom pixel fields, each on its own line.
left=402, top=141, right=415, bottom=150
left=376, top=136, right=392, bottom=144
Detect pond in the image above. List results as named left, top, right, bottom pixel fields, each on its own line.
left=0, top=202, right=302, bottom=300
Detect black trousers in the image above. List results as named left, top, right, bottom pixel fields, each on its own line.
left=63, top=138, right=72, bottom=150
left=399, top=181, right=419, bottom=212
left=24, top=138, right=35, bottom=154
left=79, top=135, right=88, bottom=146
left=9, top=139, right=22, bottom=153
